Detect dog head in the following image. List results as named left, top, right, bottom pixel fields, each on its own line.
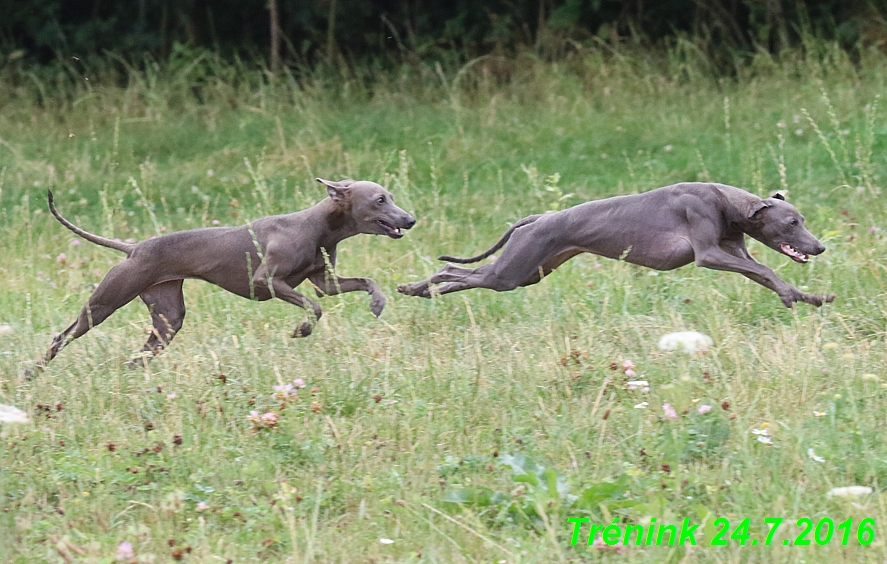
left=316, top=178, right=416, bottom=239
left=746, top=193, right=825, bottom=263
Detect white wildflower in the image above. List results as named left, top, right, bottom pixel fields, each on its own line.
left=379, top=538, right=394, bottom=545
left=634, top=402, right=649, bottom=409
left=807, top=448, right=825, bottom=463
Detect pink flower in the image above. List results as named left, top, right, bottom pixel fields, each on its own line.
left=273, top=384, right=294, bottom=393
left=116, top=541, right=134, bottom=561
left=870, top=225, right=880, bottom=234
left=261, top=412, right=279, bottom=427
left=293, top=378, right=306, bottom=389
left=624, top=368, right=637, bottom=377
left=69, top=239, right=81, bottom=247
left=248, top=410, right=280, bottom=429
left=663, top=403, right=678, bottom=420
left=697, top=404, right=712, bottom=414
left=196, top=501, right=209, bottom=511
left=56, top=253, right=67, bottom=264
left=622, top=360, right=635, bottom=370
left=591, top=534, right=629, bottom=554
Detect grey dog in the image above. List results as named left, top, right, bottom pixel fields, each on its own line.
left=398, top=182, right=834, bottom=307
left=33, top=178, right=415, bottom=371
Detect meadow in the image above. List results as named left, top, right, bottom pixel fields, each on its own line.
left=2, top=43, right=887, bottom=562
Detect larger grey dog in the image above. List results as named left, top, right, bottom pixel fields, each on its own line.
left=34, top=178, right=415, bottom=371
left=398, top=182, right=834, bottom=307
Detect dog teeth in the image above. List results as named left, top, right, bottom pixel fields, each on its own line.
left=781, top=243, right=808, bottom=262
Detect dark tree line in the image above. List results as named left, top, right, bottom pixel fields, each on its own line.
left=0, top=0, right=881, bottom=68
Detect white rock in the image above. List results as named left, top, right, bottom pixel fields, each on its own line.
left=0, top=405, right=29, bottom=424
left=658, top=331, right=713, bottom=353
left=827, top=486, right=872, bottom=498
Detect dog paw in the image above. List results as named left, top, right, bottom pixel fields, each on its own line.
left=397, top=282, right=433, bottom=299
left=807, top=293, right=836, bottom=307
left=293, top=322, right=313, bottom=338
left=311, top=303, right=323, bottom=320
left=793, top=292, right=835, bottom=308
left=370, top=295, right=386, bottom=317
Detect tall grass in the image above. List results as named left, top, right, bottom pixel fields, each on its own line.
left=2, top=41, right=887, bottom=562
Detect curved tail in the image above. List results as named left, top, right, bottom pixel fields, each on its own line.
left=48, top=190, right=135, bottom=255
left=438, top=214, right=542, bottom=264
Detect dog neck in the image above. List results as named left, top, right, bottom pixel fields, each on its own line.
left=316, top=198, right=359, bottom=245
left=715, top=184, right=766, bottom=233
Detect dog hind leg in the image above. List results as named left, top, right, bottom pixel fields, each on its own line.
left=33, top=261, right=152, bottom=372
left=127, top=280, right=186, bottom=368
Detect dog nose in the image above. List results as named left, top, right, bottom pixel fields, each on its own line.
left=405, top=216, right=416, bottom=229
left=817, top=243, right=826, bottom=254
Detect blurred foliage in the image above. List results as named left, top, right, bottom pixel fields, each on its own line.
left=0, top=0, right=882, bottom=71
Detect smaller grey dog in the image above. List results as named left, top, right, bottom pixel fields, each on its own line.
left=32, top=178, right=415, bottom=372
left=399, top=182, right=834, bottom=308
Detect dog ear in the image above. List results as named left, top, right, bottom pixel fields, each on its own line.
left=747, top=199, right=772, bottom=219
left=771, top=192, right=785, bottom=201
left=316, top=178, right=351, bottom=202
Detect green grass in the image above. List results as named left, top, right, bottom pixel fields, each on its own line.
left=3, top=45, right=887, bottom=562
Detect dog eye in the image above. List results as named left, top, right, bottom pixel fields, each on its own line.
left=376, top=196, right=385, bottom=204
left=790, top=219, right=798, bottom=226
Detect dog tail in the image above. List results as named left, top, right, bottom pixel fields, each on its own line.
left=438, top=214, right=542, bottom=264
left=48, top=190, right=135, bottom=255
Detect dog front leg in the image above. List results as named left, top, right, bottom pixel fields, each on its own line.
left=309, top=273, right=386, bottom=317
left=695, top=248, right=834, bottom=307
left=686, top=205, right=834, bottom=307
left=253, top=271, right=323, bottom=337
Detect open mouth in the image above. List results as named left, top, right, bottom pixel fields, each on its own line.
left=780, top=243, right=809, bottom=263
left=376, top=219, right=404, bottom=239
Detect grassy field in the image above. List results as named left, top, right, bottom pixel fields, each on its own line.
left=2, top=45, right=887, bottom=562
